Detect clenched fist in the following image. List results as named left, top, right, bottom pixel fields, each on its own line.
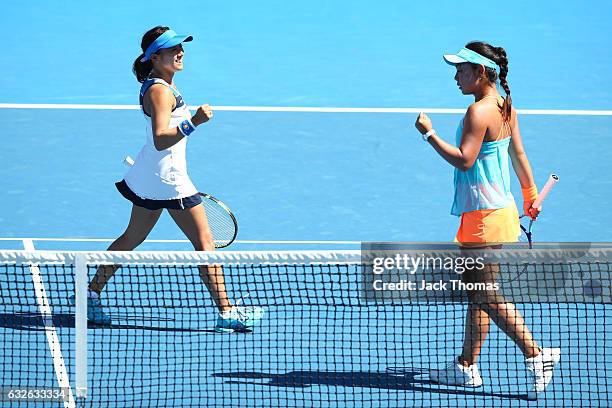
left=415, top=112, right=433, bottom=135
left=192, top=104, right=214, bottom=126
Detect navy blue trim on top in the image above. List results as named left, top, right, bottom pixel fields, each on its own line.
left=139, top=78, right=185, bottom=117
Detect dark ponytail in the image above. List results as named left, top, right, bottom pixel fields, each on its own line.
left=465, top=41, right=513, bottom=123
left=132, top=26, right=170, bottom=83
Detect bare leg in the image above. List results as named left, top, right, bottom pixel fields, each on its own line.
left=89, top=205, right=162, bottom=293
left=461, top=303, right=490, bottom=365
left=477, top=301, right=541, bottom=359
left=168, top=204, right=232, bottom=312
left=460, top=247, right=541, bottom=365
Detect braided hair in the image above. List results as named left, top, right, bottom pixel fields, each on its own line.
left=465, top=41, right=512, bottom=123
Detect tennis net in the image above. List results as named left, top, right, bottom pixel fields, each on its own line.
left=0, top=245, right=610, bottom=407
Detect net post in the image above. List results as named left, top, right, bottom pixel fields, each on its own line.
left=74, top=254, right=88, bottom=399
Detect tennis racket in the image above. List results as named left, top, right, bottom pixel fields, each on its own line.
left=123, top=156, right=238, bottom=248
left=520, top=174, right=559, bottom=249
left=498, top=174, right=561, bottom=283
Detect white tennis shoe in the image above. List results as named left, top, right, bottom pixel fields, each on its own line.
left=430, top=357, right=483, bottom=387
left=525, top=347, right=561, bottom=399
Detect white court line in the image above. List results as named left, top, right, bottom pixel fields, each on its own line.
left=2, top=237, right=361, bottom=245
left=22, top=239, right=76, bottom=408
left=0, top=103, right=611, bottom=115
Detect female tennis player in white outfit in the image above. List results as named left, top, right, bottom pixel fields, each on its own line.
left=84, top=26, right=262, bottom=332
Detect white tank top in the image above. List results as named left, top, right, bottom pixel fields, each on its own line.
left=124, top=78, right=198, bottom=200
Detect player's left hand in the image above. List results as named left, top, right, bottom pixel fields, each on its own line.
left=524, top=200, right=541, bottom=220
left=193, top=104, right=214, bottom=126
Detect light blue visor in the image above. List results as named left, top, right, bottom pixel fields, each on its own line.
left=443, top=47, right=497, bottom=70
left=140, top=30, right=193, bottom=62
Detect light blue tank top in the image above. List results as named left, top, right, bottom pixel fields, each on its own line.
left=451, top=118, right=515, bottom=216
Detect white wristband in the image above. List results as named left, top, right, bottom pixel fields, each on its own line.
left=423, top=129, right=436, bottom=141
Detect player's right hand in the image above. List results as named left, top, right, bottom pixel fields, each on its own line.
left=415, top=112, right=433, bottom=135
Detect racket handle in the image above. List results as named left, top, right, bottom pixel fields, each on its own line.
left=123, top=156, right=135, bottom=167
left=532, top=174, right=559, bottom=209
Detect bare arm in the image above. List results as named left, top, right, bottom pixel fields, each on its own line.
left=508, top=113, right=539, bottom=217
left=146, top=85, right=185, bottom=151
left=508, top=114, right=535, bottom=187
left=415, top=105, right=486, bottom=171
left=145, top=85, right=214, bottom=151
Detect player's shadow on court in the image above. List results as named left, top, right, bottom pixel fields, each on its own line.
left=212, top=370, right=528, bottom=400
left=0, top=312, right=219, bottom=332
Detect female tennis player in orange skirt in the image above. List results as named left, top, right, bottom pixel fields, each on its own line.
left=414, top=41, right=559, bottom=398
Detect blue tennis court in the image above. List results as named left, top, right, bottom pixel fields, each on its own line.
left=1, top=1, right=611, bottom=407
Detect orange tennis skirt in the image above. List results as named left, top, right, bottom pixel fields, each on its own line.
left=455, top=204, right=521, bottom=247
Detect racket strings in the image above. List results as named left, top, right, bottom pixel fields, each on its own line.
left=202, top=197, right=237, bottom=247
